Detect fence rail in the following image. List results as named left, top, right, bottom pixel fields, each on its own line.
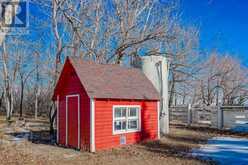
left=169, top=105, right=248, bottom=130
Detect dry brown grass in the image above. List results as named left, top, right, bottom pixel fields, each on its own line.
left=0, top=117, right=219, bottom=165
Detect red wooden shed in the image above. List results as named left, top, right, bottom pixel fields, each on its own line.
left=53, top=56, right=160, bottom=152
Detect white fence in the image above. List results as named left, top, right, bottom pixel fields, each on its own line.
left=169, top=105, right=248, bottom=130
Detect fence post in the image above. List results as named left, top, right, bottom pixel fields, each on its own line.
left=217, top=105, right=223, bottom=129
left=187, top=104, right=192, bottom=126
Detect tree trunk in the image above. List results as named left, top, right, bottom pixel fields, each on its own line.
left=49, top=102, right=57, bottom=135
left=52, top=0, right=62, bottom=83
left=35, top=94, right=38, bottom=119
left=6, top=95, right=11, bottom=121
left=5, top=89, right=13, bottom=121
left=0, top=92, right=3, bottom=109
left=35, top=87, right=40, bottom=119
left=169, top=73, right=175, bottom=107
left=19, top=80, right=24, bottom=119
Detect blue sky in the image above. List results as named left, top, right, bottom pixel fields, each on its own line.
left=181, top=0, right=248, bottom=66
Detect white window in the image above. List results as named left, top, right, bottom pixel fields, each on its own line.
left=113, top=106, right=141, bottom=134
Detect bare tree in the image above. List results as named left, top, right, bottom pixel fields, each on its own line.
left=165, top=26, right=201, bottom=106
left=19, top=66, right=34, bottom=119
left=34, top=52, right=41, bottom=119
left=1, top=42, right=20, bottom=120
left=51, top=0, right=179, bottom=63
left=191, top=53, right=248, bottom=106
left=0, top=0, right=21, bottom=120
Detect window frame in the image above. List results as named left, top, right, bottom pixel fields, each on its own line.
left=112, top=105, right=141, bottom=135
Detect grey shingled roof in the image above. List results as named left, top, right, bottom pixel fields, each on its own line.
left=69, top=57, right=159, bottom=100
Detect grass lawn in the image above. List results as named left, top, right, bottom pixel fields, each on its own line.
left=0, top=116, right=218, bottom=165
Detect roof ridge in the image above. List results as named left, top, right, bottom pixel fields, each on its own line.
left=68, top=56, right=142, bottom=70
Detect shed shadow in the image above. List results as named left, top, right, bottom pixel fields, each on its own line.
left=7, top=130, right=56, bottom=146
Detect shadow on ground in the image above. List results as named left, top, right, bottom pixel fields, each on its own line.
left=7, top=130, right=56, bottom=145
left=142, top=140, right=190, bottom=156
left=173, top=124, right=248, bottom=137
left=165, top=134, right=207, bottom=144
left=140, top=127, right=216, bottom=165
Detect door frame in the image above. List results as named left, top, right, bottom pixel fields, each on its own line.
left=66, top=94, right=80, bottom=149
left=56, top=95, right=60, bottom=143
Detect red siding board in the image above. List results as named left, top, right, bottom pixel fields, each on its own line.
left=94, top=99, right=158, bottom=151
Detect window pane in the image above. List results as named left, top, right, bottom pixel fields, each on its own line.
left=121, top=107, right=126, bottom=117
left=114, top=120, right=122, bottom=131
left=122, top=121, right=126, bottom=130
left=114, top=120, right=126, bottom=131
left=129, top=107, right=138, bottom=117
left=128, top=120, right=138, bottom=129
left=114, top=108, right=122, bottom=118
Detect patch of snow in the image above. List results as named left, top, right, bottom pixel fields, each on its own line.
left=231, top=123, right=248, bottom=133
left=3, top=127, right=14, bottom=134
left=9, top=132, right=30, bottom=143
left=192, top=137, right=248, bottom=165
left=63, top=153, right=79, bottom=159
left=2, top=126, right=31, bottom=144
left=235, top=116, right=246, bottom=119
left=235, top=120, right=248, bottom=124
left=198, top=120, right=211, bottom=124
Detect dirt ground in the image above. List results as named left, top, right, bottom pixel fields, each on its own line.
left=0, top=116, right=230, bottom=165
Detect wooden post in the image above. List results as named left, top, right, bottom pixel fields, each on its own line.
left=217, top=105, right=223, bottom=129
left=187, top=104, right=192, bottom=126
